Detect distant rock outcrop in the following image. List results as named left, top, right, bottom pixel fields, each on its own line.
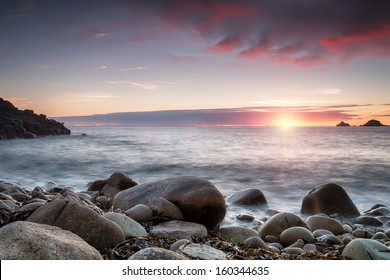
left=336, top=121, right=351, bottom=127
left=362, top=119, right=385, bottom=126
left=0, top=97, right=70, bottom=139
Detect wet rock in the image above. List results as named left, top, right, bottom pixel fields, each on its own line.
left=0, top=221, right=102, bottom=259
left=179, top=244, right=227, bottom=260
left=0, top=182, right=30, bottom=202
left=258, top=212, right=308, bottom=239
left=125, top=204, right=153, bottom=221
left=149, top=220, right=207, bottom=239
left=129, top=247, right=188, bottom=260
left=364, top=206, right=390, bottom=217
left=27, top=190, right=125, bottom=251
left=306, top=215, right=345, bottom=235
left=146, top=197, right=184, bottom=220
left=88, top=172, right=137, bottom=199
left=342, top=239, right=390, bottom=260
left=301, top=183, right=360, bottom=217
left=236, top=213, right=255, bottom=222
left=283, top=247, right=304, bottom=255
left=113, top=176, right=226, bottom=229
left=216, top=226, right=260, bottom=243
left=343, top=224, right=353, bottom=233
left=316, top=234, right=343, bottom=246
left=303, top=244, right=318, bottom=253
left=372, top=232, right=388, bottom=240
left=243, top=236, right=269, bottom=249
left=280, top=227, right=315, bottom=247
left=352, top=229, right=373, bottom=239
left=104, top=212, right=148, bottom=238
left=355, top=216, right=383, bottom=227
left=225, top=188, right=267, bottom=207
left=170, top=239, right=192, bottom=252
left=313, top=229, right=334, bottom=238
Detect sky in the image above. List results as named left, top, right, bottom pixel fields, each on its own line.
left=1, top=0, right=390, bottom=126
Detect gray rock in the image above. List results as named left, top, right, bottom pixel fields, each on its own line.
left=364, top=206, right=390, bottom=217
left=342, top=239, right=390, bottom=260
left=113, top=176, right=226, bottom=229
left=283, top=247, right=304, bottom=255
left=316, top=234, right=343, bottom=246
left=236, top=213, right=255, bottom=222
left=149, top=220, right=207, bottom=239
left=352, top=229, right=372, bottom=239
left=385, top=229, right=390, bottom=238
left=244, top=236, right=269, bottom=249
left=170, top=239, right=192, bottom=252
left=146, top=197, right=184, bottom=220
left=129, top=247, right=188, bottom=260
left=301, top=183, right=360, bottom=217
left=18, top=201, right=46, bottom=212
left=343, top=224, right=353, bottom=233
left=313, top=229, right=334, bottom=238
left=95, top=195, right=111, bottom=210
left=287, top=239, right=305, bottom=249
left=88, top=172, right=137, bottom=199
left=104, top=212, right=148, bottom=237
left=179, top=244, right=227, bottom=260
left=264, top=235, right=279, bottom=243
left=306, top=215, right=345, bottom=235
left=125, top=204, right=153, bottom=221
left=280, top=226, right=315, bottom=247
left=0, top=182, right=30, bottom=202
left=0, top=221, right=102, bottom=260
left=372, top=232, right=388, bottom=240
left=355, top=216, right=383, bottom=227
left=303, top=244, right=318, bottom=253
left=258, top=212, right=308, bottom=239
left=216, top=226, right=260, bottom=243
left=0, top=200, right=18, bottom=211
left=226, top=188, right=267, bottom=207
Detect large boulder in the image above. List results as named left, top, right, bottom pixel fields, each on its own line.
left=0, top=221, right=102, bottom=259
left=27, top=190, right=125, bottom=251
left=225, top=188, right=267, bottom=207
left=113, top=176, right=226, bottom=229
left=301, top=183, right=360, bottom=217
left=342, top=239, right=390, bottom=260
left=87, top=172, right=137, bottom=199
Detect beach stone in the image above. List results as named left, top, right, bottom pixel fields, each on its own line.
left=355, top=216, right=383, bottom=227
left=149, top=220, right=207, bottom=239
left=316, top=234, right=343, bottom=246
left=385, top=229, right=390, bottom=238
left=283, top=247, right=304, bottom=255
left=225, top=188, right=267, bottom=207
left=0, top=182, right=30, bottom=202
left=280, top=227, right=315, bottom=247
left=31, top=187, right=47, bottom=200
left=303, top=244, right=318, bottom=253
left=313, top=229, right=334, bottom=238
left=269, top=242, right=283, bottom=250
left=372, top=232, right=388, bottom=240
left=236, top=213, right=255, bottom=222
left=95, top=195, right=111, bottom=209
left=342, top=239, right=390, bottom=260
left=27, top=193, right=125, bottom=251
left=264, top=235, right=279, bottom=243
left=113, top=176, right=226, bottom=229
left=0, top=193, right=18, bottom=203
left=244, top=236, right=269, bottom=249
left=179, top=244, right=227, bottom=260
left=269, top=246, right=281, bottom=254
left=88, top=172, right=137, bottom=199
left=343, top=224, right=353, bottom=233
left=0, top=200, right=18, bottom=211
left=129, top=247, right=188, bottom=260
left=301, top=183, right=360, bottom=217
left=0, top=221, right=102, bottom=260
left=104, top=212, right=148, bottom=238
left=216, top=226, right=260, bottom=243
left=287, top=239, right=305, bottom=249
left=352, top=229, right=372, bottom=239
left=258, top=212, right=308, bottom=239
left=364, top=206, right=390, bottom=217
left=306, top=215, right=345, bottom=235
left=170, top=239, right=192, bottom=252
left=146, top=197, right=184, bottom=220
left=18, top=201, right=46, bottom=212
left=125, top=204, right=153, bottom=221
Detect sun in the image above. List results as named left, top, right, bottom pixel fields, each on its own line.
left=275, top=115, right=298, bottom=128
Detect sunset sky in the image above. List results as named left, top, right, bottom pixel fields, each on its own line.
left=1, top=0, right=390, bottom=126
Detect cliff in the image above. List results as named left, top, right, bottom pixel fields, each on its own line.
left=0, top=98, right=71, bottom=139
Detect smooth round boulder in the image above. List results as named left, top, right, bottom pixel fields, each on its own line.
left=258, top=212, right=309, bottom=239
left=0, top=221, right=102, bottom=260
left=216, top=226, right=260, bottom=243
left=146, top=197, right=184, bottom=220
left=244, top=236, right=269, bottom=249
left=342, top=239, right=390, bottom=260
left=225, top=188, right=267, bottom=207
left=280, top=226, right=315, bottom=247
left=301, top=183, right=360, bottom=217
left=355, top=216, right=383, bottom=227
left=104, top=212, right=148, bottom=237
left=129, top=247, right=188, bottom=260
left=113, top=176, right=226, bottom=229
left=149, top=220, right=207, bottom=240
left=306, top=215, right=345, bottom=235
left=88, top=172, right=137, bottom=199
left=125, top=204, right=153, bottom=221
left=178, top=244, right=227, bottom=260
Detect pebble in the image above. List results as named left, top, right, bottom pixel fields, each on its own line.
left=303, top=244, right=318, bottom=253
left=343, top=224, right=353, bottom=233
left=372, top=232, right=388, bottom=240
left=352, top=229, right=372, bottom=239
left=264, top=235, right=279, bottom=243
left=179, top=244, right=227, bottom=260
left=149, top=220, right=207, bottom=240
left=316, top=234, right=343, bottom=246
left=355, top=216, right=383, bottom=227
left=283, top=247, right=304, bottom=255
left=313, top=229, right=333, bottom=238
left=170, top=239, right=192, bottom=252
left=280, top=227, right=315, bottom=247
left=216, top=226, right=260, bottom=243
left=287, top=239, right=305, bottom=249
left=104, top=212, right=148, bottom=238
left=244, top=236, right=269, bottom=249
left=146, top=197, right=184, bottom=221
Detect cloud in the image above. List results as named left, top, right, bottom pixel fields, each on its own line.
left=99, top=66, right=146, bottom=71
left=101, top=80, right=178, bottom=90
left=126, top=0, right=390, bottom=65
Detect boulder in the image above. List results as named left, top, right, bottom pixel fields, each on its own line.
left=244, top=236, right=269, bottom=249
left=178, top=244, right=227, bottom=260
left=0, top=182, right=30, bottom=202
left=355, top=216, right=383, bottom=227
left=129, top=247, right=188, bottom=260
left=301, top=183, right=360, bottom=217
left=27, top=191, right=125, bottom=251
left=149, top=220, right=207, bottom=240
left=87, top=172, right=137, bottom=199
left=125, top=204, right=153, bottom=221
left=258, top=212, right=308, bottom=239
left=342, top=239, right=390, bottom=260
left=306, top=215, right=345, bottom=235
left=216, top=226, right=260, bottom=243
left=0, top=221, right=102, bottom=259
left=113, top=176, right=226, bottom=229
left=225, top=188, right=267, bottom=207
left=146, top=197, right=184, bottom=220
left=280, top=226, right=315, bottom=247
left=104, top=212, right=148, bottom=237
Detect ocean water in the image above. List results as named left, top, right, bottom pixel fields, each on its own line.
left=1, top=126, right=389, bottom=221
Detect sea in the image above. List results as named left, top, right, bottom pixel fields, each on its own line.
left=1, top=126, right=389, bottom=224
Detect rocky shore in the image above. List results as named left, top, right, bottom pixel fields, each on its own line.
left=0, top=173, right=389, bottom=260
left=0, top=98, right=70, bottom=139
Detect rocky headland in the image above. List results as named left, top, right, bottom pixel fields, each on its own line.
left=0, top=98, right=70, bottom=139
left=1, top=172, right=389, bottom=260
left=337, top=119, right=387, bottom=127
